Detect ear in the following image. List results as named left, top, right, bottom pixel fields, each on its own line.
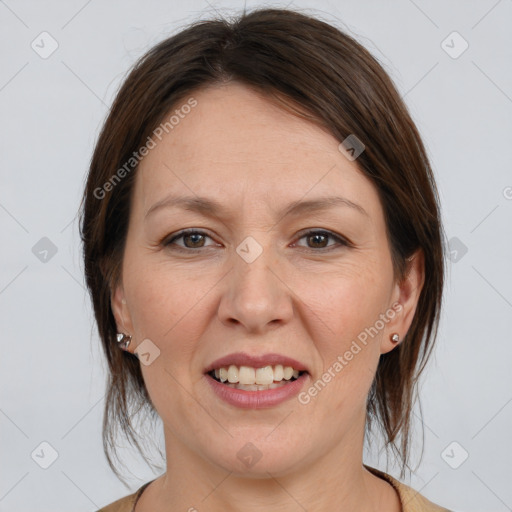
left=381, top=249, right=425, bottom=355
left=111, top=279, right=135, bottom=351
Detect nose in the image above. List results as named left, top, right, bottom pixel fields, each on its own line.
left=217, top=246, right=294, bottom=334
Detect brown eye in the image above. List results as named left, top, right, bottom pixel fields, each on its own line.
left=165, top=230, right=216, bottom=251
left=182, top=232, right=206, bottom=248
left=294, top=229, right=349, bottom=251
left=307, top=232, right=329, bottom=248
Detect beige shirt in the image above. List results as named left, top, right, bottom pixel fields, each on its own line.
left=97, top=464, right=453, bottom=512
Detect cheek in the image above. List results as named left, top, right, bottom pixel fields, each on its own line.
left=124, top=255, right=208, bottom=338
left=123, top=261, right=221, bottom=401
left=126, top=267, right=208, bottom=422
left=297, top=263, right=390, bottom=344
left=294, top=263, right=390, bottom=404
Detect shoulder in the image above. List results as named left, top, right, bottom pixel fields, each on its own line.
left=364, top=464, right=453, bottom=512
left=96, top=480, right=154, bottom=512
left=99, top=470, right=454, bottom=512
left=96, top=493, right=135, bottom=512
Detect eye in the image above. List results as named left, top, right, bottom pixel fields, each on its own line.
left=292, top=229, right=349, bottom=251
left=164, top=229, right=217, bottom=250
left=163, top=228, right=350, bottom=253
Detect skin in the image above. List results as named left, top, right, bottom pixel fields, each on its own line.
left=112, top=81, right=424, bottom=512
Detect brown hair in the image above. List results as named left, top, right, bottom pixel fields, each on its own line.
left=79, top=7, right=445, bottom=482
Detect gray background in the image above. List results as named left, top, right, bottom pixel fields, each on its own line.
left=1, top=0, right=511, bottom=511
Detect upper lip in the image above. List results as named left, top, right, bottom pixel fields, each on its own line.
left=204, top=352, right=309, bottom=374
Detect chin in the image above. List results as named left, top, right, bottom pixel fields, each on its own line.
left=201, top=431, right=310, bottom=478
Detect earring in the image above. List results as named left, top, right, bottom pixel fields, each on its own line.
left=390, top=333, right=400, bottom=344
left=116, top=333, right=132, bottom=350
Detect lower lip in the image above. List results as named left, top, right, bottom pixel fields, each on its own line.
left=205, top=373, right=309, bottom=409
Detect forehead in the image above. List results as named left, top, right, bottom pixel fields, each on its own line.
left=134, top=82, right=382, bottom=220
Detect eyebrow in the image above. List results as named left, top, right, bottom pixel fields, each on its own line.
left=144, top=193, right=368, bottom=221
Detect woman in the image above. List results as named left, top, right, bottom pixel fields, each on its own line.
left=80, top=7, right=452, bottom=511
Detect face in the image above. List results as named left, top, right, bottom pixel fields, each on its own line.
left=112, top=82, right=423, bottom=477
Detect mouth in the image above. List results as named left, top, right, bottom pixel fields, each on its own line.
left=203, top=352, right=310, bottom=407
left=207, top=364, right=307, bottom=391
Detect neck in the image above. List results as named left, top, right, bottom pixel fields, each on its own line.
left=137, top=414, right=397, bottom=512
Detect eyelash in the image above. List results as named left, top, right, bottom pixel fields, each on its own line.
left=163, top=228, right=351, bottom=253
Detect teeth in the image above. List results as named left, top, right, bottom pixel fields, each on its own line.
left=210, top=364, right=302, bottom=385
left=239, top=366, right=256, bottom=385
left=225, top=381, right=290, bottom=391
left=227, top=365, right=239, bottom=383
left=283, top=366, right=294, bottom=380
left=274, top=364, right=284, bottom=381
left=256, top=366, right=273, bottom=385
